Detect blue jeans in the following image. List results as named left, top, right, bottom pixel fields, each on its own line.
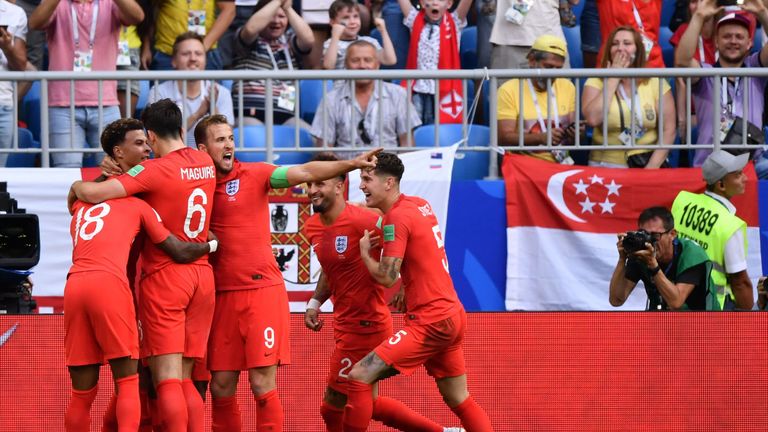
left=580, top=0, right=601, bottom=53
left=151, top=49, right=223, bottom=71
left=0, top=106, right=12, bottom=167
left=475, top=0, right=496, bottom=68
left=381, top=0, right=410, bottom=70
left=412, top=92, right=435, bottom=125
left=49, top=106, right=121, bottom=168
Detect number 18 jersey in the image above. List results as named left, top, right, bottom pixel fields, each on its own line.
left=117, top=147, right=216, bottom=276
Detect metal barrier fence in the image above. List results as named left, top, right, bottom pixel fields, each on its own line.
left=1, top=68, right=765, bottom=177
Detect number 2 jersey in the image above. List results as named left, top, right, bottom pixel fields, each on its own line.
left=116, top=147, right=216, bottom=276
left=68, top=197, right=171, bottom=284
left=208, top=160, right=285, bottom=291
left=303, top=204, right=391, bottom=334
left=382, top=194, right=462, bottom=324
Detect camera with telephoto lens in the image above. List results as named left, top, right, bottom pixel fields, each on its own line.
left=622, top=229, right=655, bottom=254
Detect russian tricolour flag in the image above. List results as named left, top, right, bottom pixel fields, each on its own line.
left=502, top=154, right=762, bottom=311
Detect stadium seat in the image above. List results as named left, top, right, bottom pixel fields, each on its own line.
left=460, top=26, right=478, bottom=69
left=659, top=26, right=675, bottom=68
left=6, top=128, right=40, bottom=168
left=299, top=79, right=332, bottom=124
left=562, top=25, right=583, bottom=69
left=20, top=81, right=41, bottom=142
left=413, top=124, right=491, bottom=180
left=233, top=125, right=315, bottom=164
left=571, top=0, right=585, bottom=20
left=661, top=0, right=676, bottom=28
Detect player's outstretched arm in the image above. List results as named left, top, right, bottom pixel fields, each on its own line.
left=359, top=230, right=400, bottom=287
left=305, top=272, right=332, bottom=331
left=156, top=233, right=218, bottom=264
left=71, top=179, right=128, bottom=204
left=282, top=148, right=382, bottom=187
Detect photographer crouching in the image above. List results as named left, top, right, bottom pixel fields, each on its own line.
left=609, top=207, right=714, bottom=311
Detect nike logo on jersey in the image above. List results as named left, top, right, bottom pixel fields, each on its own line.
left=0, top=323, right=19, bottom=347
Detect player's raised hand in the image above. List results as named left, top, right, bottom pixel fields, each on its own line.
left=389, top=286, right=406, bottom=312
left=100, top=155, right=123, bottom=177
left=360, top=229, right=374, bottom=256
left=304, top=308, right=324, bottom=331
left=352, top=148, right=383, bottom=170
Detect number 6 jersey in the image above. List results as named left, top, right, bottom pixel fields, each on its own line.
left=117, top=147, right=216, bottom=275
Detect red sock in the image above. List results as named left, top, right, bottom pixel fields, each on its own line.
left=373, top=396, right=442, bottom=432
left=149, top=395, right=164, bottom=432
left=102, top=393, right=118, bottom=432
left=156, top=379, right=187, bottom=432
left=320, top=402, right=343, bottom=432
left=182, top=379, right=204, bottom=432
left=65, top=385, right=98, bottom=432
left=212, top=395, right=242, bottom=432
left=254, top=389, right=284, bottom=432
left=138, top=388, right=152, bottom=432
left=343, top=380, right=373, bottom=432
left=115, top=374, right=141, bottom=432
left=450, top=395, right=494, bottom=432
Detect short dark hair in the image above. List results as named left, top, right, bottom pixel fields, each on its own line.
left=329, top=0, right=358, bottom=20
left=638, top=206, right=674, bottom=231
left=100, top=118, right=145, bottom=157
left=172, top=31, right=205, bottom=57
left=311, top=152, right=346, bottom=181
left=194, top=114, right=230, bottom=146
left=141, top=99, right=183, bottom=140
left=373, top=152, right=404, bottom=181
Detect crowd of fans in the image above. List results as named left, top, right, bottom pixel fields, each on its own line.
left=2, top=0, right=768, bottom=171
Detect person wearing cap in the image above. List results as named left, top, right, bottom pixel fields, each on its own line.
left=582, top=25, right=676, bottom=168
left=671, top=150, right=754, bottom=310
left=675, top=0, right=768, bottom=167
left=497, top=34, right=578, bottom=164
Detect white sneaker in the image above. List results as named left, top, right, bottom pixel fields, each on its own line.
left=443, top=428, right=466, bottom=432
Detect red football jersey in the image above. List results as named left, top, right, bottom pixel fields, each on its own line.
left=117, top=147, right=216, bottom=276
left=304, top=204, right=391, bottom=334
left=209, top=160, right=284, bottom=291
left=69, top=198, right=170, bottom=284
left=382, top=195, right=461, bottom=324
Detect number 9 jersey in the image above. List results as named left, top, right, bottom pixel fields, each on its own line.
left=117, top=147, right=216, bottom=276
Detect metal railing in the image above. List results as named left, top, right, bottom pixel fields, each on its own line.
left=1, top=67, right=764, bottom=176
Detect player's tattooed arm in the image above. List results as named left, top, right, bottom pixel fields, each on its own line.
left=305, top=272, right=331, bottom=331
left=156, top=233, right=216, bottom=263
left=360, top=230, right=400, bottom=287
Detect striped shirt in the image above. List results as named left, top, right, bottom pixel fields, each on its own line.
left=231, top=28, right=309, bottom=115
left=310, top=81, right=422, bottom=148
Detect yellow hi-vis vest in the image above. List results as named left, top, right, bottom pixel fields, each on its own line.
left=671, top=191, right=747, bottom=310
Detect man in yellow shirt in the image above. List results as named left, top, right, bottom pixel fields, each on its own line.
left=141, top=0, right=235, bottom=70
left=497, top=34, right=577, bottom=164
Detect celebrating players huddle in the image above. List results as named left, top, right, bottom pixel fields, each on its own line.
left=64, top=99, right=492, bottom=432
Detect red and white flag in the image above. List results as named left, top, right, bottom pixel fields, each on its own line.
left=502, top=154, right=762, bottom=311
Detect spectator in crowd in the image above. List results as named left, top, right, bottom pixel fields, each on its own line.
left=116, top=25, right=141, bottom=117
left=581, top=0, right=600, bottom=68
left=232, top=0, right=314, bottom=126
left=148, top=32, right=234, bottom=147
left=219, top=0, right=265, bottom=69
left=0, top=0, right=28, bottom=167
left=30, top=0, right=144, bottom=168
left=672, top=150, right=755, bottom=310
left=398, top=0, right=472, bottom=125
left=301, top=0, right=372, bottom=69
left=669, top=0, right=717, bottom=145
left=675, top=0, right=768, bottom=168
left=14, top=0, right=44, bottom=71
left=323, top=0, right=395, bottom=73
left=490, top=0, right=569, bottom=79
left=140, top=0, right=235, bottom=70
left=497, top=35, right=577, bottom=164
left=610, top=206, right=714, bottom=311
left=312, top=40, right=420, bottom=148
left=582, top=26, right=675, bottom=168
left=596, top=0, right=665, bottom=68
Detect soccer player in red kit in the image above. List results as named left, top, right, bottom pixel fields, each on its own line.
left=193, top=115, right=380, bottom=432
left=343, top=152, right=493, bottom=432
left=65, top=119, right=217, bottom=432
left=303, top=153, right=466, bottom=432
left=71, top=99, right=217, bottom=432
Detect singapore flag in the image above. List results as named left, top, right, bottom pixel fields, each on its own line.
left=502, top=154, right=762, bottom=311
